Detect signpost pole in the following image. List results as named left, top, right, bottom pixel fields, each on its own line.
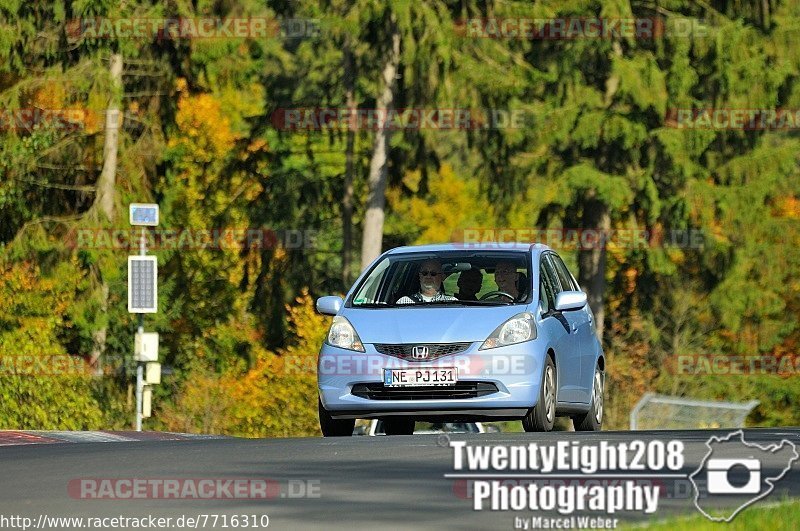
left=135, top=226, right=145, bottom=432
left=129, top=203, right=159, bottom=432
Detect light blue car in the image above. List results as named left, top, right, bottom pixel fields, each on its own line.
left=315, top=243, right=605, bottom=436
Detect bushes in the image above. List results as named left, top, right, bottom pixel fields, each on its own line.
left=0, top=260, right=106, bottom=429
left=159, top=290, right=324, bottom=437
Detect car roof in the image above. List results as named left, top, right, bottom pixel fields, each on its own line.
left=385, top=242, right=551, bottom=255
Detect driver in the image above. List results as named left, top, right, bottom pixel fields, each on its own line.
left=397, top=260, right=457, bottom=304
left=455, top=268, right=482, bottom=301
left=493, top=261, right=520, bottom=301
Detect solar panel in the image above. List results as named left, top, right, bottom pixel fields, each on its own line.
left=128, top=256, right=158, bottom=313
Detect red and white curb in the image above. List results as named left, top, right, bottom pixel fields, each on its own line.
left=0, top=431, right=226, bottom=446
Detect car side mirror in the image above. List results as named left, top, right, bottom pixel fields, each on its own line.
left=554, top=291, right=587, bottom=312
left=316, top=296, right=343, bottom=316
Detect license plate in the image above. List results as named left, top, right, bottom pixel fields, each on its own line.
left=383, top=368, right=458, bottom=387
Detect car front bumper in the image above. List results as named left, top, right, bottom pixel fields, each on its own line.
left=318, top=339, right=547, bottom=420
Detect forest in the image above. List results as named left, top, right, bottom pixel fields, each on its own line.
left=1, top=0, right=799, bottom=434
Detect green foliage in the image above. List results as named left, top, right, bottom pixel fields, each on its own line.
left=1, top=0, right=799, bottom=434
left=644, top=499, right=800, bottom=530
left=158, top=291, right=322, bottom=437
left=0, top=260, right=105, bottom=429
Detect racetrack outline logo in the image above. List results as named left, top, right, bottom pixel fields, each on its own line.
left=689, top=430, right=798, bottom=522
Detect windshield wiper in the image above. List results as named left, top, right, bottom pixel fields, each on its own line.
left=416, top=299, right=513, bottom=306
left=352, top=302, right=394, bottom=308
left=451, top=299, right=514, bottom=306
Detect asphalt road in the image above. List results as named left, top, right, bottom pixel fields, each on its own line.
left=2, top=429, right=799, bottom=530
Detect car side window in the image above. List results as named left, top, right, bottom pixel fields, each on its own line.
left=550, top=254, right=578, bottom=291
left=539, top=259, right=558, bottom=312
left=539, top=278, right=549, bottom=313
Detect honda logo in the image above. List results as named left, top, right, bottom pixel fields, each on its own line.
left=411, top=345, right=430, bottom=360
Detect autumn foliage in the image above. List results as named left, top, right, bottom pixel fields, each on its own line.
left=2, top=0, right=800, bottom=435
left=159, top=290, right=323, bottom=437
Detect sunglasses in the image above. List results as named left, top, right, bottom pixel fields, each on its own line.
left=419, top=270, right=441, bottom=277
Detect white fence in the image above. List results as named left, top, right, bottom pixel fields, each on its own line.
left=630, top=393, right=759, bottom=430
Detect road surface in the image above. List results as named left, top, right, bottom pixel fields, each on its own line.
left=1, top=429, right=799, bottom=530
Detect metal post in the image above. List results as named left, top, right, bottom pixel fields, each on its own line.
left=629, top=392, right=654, bottom=431
left=136, top=317, right=143, bottom=431
left=135, top=226, right=146, bottom=431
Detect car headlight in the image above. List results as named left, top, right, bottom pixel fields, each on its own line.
left=479, top=312, right=537, bottom=350
left=326, top=316, right=365, bottom=352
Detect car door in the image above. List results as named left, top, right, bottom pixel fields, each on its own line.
left=538, top=255, right=583, bottom=403
left=548, top=253, right=593, bottom=403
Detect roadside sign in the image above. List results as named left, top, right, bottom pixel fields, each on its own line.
left=142, top=386, right=152, bottom=418
left=145, top=362, right=162, bottom=385
left=129, top=203, right=159, bottom=226
left=134, top=332, right=159, bottom=362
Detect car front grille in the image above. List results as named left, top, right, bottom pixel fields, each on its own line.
left=373, top=342, right=471, bottom=361
left=351, top=381, right=498, bottom=401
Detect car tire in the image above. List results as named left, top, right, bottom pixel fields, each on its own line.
left=318, top=398, right=355, bottom=437
left=383, top=418, right=415, bottom=435
left=572, top=365, right=604, bottom=432
left=523, top=355, right=556, bottom=432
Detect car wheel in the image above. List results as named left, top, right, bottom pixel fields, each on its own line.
left=383, top=418, right=415, bottom=435
left=318, top=398, right=355, bottom=437
left=572, top=365, right=604, bottom=432
left=523, top=355, right=556, bottom=432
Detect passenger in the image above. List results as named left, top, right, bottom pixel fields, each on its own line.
left=455, top=268, right=483, bottom=301
left=494, top=261, right=520, bottom=301
left=397, top=260, right=457, bottom=304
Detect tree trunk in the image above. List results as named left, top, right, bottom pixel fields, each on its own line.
left=578, top=197, right=610, bottom=342
left=578, top=40, right=622, bottom=344
left=95, top=53, right=123, bottom=222
left=89, top=53, right=123, bottom=374
left=760, top=0, right=770, bottom=29
left=342, top=42, right=356, bottom=287
left=360, top=18, right=400, bottom=271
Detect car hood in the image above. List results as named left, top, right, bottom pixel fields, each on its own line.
left=341, top=306, right=527, bottom=344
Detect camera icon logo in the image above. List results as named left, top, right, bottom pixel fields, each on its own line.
left=690, top=430, right=798, bottom=522
left=706, top=458, right=760, bottom=494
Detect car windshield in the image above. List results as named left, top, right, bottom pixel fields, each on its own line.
left=350, top=251, right=531, bottom=307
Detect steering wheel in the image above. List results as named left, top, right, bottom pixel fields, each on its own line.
left=479, top=290, right=516, bottom=301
